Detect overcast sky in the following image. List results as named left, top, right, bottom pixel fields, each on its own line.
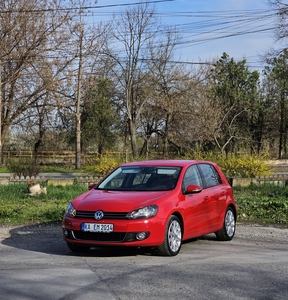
left=94, top=0, right=283, bottom=69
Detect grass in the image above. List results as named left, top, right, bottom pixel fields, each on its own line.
left=233, top=184, right=288, bottom=225
left=0, top=183, right=287, bottom=226
left=0, top=183, right=87, bottom=225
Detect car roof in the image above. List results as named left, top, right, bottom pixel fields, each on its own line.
left=120, top=159, right=216, bottom=167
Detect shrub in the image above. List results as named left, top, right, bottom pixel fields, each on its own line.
left=86, top=156, right=122, bottom=176
left=183, top=151, right=271, bottom=178
left=7, top=158, right=41, bottom=177
left=218, top=155, right=272, bottom=178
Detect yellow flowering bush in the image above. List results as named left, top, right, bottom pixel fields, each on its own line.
left=183, top=151, right=272, bottom=178
left=91, top=156, right=122, bottom=176
left=218, top=155, right=272, bottom=178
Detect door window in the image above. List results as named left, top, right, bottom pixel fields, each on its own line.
left=198, top=164, right=222, bottom=188
left=183, top=165, right=203, bottom=191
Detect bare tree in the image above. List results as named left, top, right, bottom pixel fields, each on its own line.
left=104, top=2, right=161, bottom=158
left=0, top=0, right=76, bottom=162
left=0, top=0, right=107, bottom=166
left=143, top=28, right=191, bottom=157
left=269, top=1, right=288, bottom=42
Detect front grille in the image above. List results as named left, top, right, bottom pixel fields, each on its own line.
left=75, top=211, right=128, bottom=219
left=72, top=230, right=126, bottom=242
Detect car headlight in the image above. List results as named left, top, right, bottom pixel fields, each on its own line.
left=65, top=203, right=76, bottom=218
left=127, top=205, right=158, bottom=219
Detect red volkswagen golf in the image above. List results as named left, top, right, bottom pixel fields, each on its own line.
left=62, top=160, right=236, bottom=256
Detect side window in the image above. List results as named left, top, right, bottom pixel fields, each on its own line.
left=198, top=164, right=222, bottom=188
left=183, top=165, right=203, bottom=191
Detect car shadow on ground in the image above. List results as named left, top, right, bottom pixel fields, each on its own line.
left=1, top=223, right=217, bottom=257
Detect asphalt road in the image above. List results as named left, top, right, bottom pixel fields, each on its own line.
left=0, top=223, right=287, bottom=300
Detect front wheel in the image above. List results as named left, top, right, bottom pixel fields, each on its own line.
left=215, top=207, right=236, bottom=241
left=157, top=215, right=182, bottom=256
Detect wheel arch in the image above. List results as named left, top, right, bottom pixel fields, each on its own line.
left=171, top=211, right=184, bottom=235
left=228, top=203, right=237, bottom=221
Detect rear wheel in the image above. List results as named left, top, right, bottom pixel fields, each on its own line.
left=215, top=207, right=236, bottom=241
left=67, top=242, right=90, bottom=253
left=157, top=215, right=182, bottom=256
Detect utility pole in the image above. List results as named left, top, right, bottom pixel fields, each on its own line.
left=75, top=23, right=83, bottom=169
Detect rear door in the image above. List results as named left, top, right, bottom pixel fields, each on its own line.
left=197, top=163, right=227, bottom=231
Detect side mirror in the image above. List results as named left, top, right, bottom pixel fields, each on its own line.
left=185, top=184, right=202, bottom=194
left=88, top=183, right=98, bottom=190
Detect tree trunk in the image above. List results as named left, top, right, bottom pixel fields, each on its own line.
left=279, top=93, right=285, bottom=159
left=128, top=118, right=139, bottom=158
left=162, top=113, right=172, bottom=158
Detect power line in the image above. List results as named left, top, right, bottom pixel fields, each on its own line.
left=0, top=3, right=280, bottom=69
left=0, top=0, right=174, bottom=13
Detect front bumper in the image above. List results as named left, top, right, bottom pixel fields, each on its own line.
left=62, top=216, right=166, bottom=247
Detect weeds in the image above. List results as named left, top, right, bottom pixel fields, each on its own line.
left=0, top=183, right=87, bottom=225
left=234, top=184, right=288, bottom=225
left=0, top=182, right=287, bottom=226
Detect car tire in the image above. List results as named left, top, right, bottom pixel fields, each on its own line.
left=67, top=242, right=90, bottom=253
left=157, top=215, right=182, bottom=256
left=215, top=207, right=236, bottom=241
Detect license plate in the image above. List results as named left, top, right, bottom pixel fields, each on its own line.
left=81, top=223, right=113, bottom=233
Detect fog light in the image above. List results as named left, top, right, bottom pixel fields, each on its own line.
left=63, top=229, right=69, bottom=237
left=136, top=232, right=147, bottom=240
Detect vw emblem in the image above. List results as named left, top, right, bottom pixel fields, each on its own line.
left=94, top=210, right=104, bottom=220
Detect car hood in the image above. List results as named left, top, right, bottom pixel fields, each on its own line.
left=72, top=189, right=171, bottom=212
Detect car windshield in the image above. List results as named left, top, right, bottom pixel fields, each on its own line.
left=97, top=166, right=181, bottom=191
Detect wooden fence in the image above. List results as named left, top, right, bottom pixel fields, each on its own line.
left=2, top=150, right=130, bottom=165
